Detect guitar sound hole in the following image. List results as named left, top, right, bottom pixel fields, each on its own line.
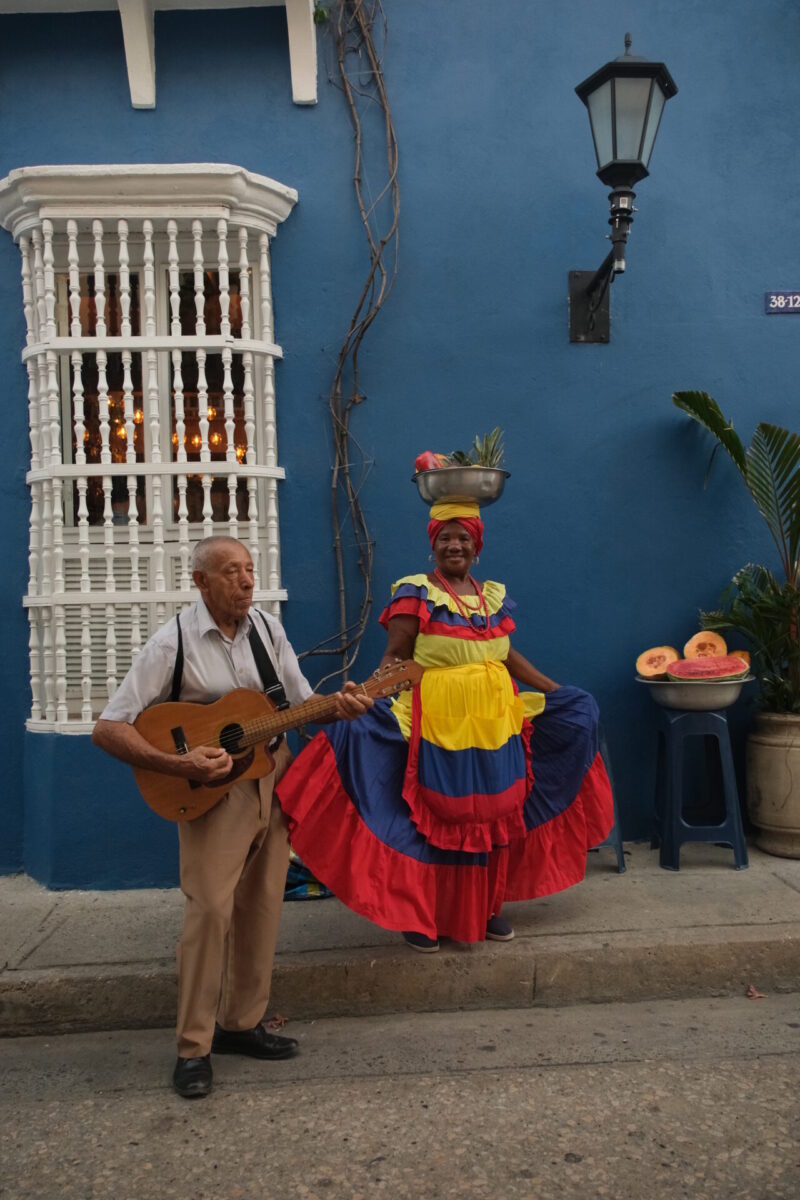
left=219, top=722, right=245, bottom=755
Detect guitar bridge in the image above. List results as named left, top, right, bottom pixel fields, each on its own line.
left=171, top=725, right=201, bottom=790
left=171, top=725, right=189, bottom=754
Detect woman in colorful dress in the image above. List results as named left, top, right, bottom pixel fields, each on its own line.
left=276, top=501, right=614, bottom=951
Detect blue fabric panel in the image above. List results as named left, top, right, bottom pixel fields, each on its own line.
left=522, top=686, right=600, bottom=829
left=326, top=700, right=488, bottom=867
left=416, top=737, right=526, bottom=799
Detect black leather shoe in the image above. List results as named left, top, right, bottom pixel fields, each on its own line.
left=211, top=1023, right=299, bottom=1060
left=173, top=1055, right=212, bottom=1099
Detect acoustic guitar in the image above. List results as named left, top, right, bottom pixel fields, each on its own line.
left=132, top=659, right=423, bottom=822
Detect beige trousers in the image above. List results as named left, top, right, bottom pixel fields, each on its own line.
left=175, top=742, right=292, bottom=1058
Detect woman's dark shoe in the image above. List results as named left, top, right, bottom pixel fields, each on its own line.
left=211, top=1023, right=299, bottom=1059
left=485, top=915, right=514, bottom=941
left=173, top=1054, right=212, bottom=1099
left=402, top=931, right=440, bottom=953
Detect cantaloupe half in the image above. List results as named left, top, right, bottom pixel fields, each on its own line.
left=730, top=649, right=751, bottom=668
left=636, top=646, right=680, bottom=679
left=683, top=631, right=727, bottom=658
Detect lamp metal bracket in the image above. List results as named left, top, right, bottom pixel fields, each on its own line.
left=569, top=269, right=611, bottom=343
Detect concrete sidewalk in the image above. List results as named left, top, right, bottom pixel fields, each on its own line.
left=2, top=842, right=800, bottom=1037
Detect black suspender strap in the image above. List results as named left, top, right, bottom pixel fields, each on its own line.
left=171, top=611, right=184, bottom=702
left=170, top=607, right=288, bottom=715
left=248, top=610, right=289, bottom=710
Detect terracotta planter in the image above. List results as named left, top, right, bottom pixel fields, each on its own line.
left=746, top=712, right=800, bottom=858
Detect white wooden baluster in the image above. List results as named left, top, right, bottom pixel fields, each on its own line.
left=119, top=220, right=142, bottom=666
left=29, top=612, right=42, bottom=725
left=33, top=224, right=56, bottom=719
left=21, top=235, right=43, bottom=720
left=239, top=227, right=260, bottom=585
left=217, top=219, right=238, bottom=533
left=68, top=222, right=90, bottom=593
left=21, top=237, right=41, bottom=599
left=168, top=220, right=190, bottom=589
left=192, top=221, right=213, bottom=536
left=44, top=220, right=67, bottom=718
left=68, top=221, right=93, bottom=720
left=93, top=220, right=118, bottom=695
left=259, top=233, right=280, bottom=603
left=80, top=606, right=92, bottom=720
left=143, top=219, right=166, bottom=625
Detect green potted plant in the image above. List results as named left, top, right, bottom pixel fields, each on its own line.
left=673, top=389, right=800, bottom=857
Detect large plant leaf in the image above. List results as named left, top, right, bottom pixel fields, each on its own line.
left=745, top=423, right=800, bottom=583
left=701, top=564, right=800, bottom=710
left=672, top=390, right=747, bottom=476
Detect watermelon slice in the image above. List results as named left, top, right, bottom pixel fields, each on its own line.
left=666, top=655, right=749, bottom=682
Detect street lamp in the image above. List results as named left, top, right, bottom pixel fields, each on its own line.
left=569, top=34, right=678, bottom=343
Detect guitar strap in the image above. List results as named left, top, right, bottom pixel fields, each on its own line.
left=170, top=609, right=289, bottom=716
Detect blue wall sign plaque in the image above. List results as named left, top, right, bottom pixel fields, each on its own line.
left=765, top=292, right=800, bottom=313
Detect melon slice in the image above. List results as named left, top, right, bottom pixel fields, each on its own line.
left=683, top=631, right=727, bottom=658
left=730, top=649, right=751, bottom=668
left=636, top=646, right=680, bottom=679
left=667, top=655, right=749, bottom=682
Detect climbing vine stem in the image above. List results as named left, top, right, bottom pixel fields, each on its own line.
left=302, top=0, right=399, bottom=686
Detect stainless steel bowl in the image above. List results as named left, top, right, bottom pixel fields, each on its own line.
left=636, top=675, right=754, bottom=711
left=413, top=466, right=510, bottom=507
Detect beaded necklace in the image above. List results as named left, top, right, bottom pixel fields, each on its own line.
left=432, top=568, right=492, bottom=638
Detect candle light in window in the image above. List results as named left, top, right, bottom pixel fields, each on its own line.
left=235, top=444, right=245, bottom=462
left=207, top=406, right=217, bottom=419
left=191, top=434, right=202, bottom=447
left=116, top=426, right=127, bottom=440
left=209, top=432, right=222, bottom=446
left=133, top=409, right=144, bottom=425
left=171, top=433, right=179, bottom=447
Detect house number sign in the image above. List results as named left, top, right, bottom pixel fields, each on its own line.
left=765, top=292, right=800, bottom=313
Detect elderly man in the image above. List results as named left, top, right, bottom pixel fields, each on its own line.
left=92, top=535, right=371, bottom=1098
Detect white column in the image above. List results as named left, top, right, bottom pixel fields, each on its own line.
left=68, top=220, right=93, bottom=721
left=168, top=219, right=191, bottom=590
left=20, top=235, right=43, bottom=722
left=143, top=219, right=166, bottom=625
left=192, top=220, right=213, bottom=537
left=238, top=227, right=261, bottom=585
left=259, top=233, right=281, bottom=601
left=32, top=226, right=55, bottom=719
left=119, top=219, right=143, bottom=666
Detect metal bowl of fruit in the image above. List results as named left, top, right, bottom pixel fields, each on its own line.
left=636, top=676, right=755, bottom=711
left=413, top=466, right=510, bottom=507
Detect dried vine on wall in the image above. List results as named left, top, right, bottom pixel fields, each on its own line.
left=302, top=0, right=399, bottom=685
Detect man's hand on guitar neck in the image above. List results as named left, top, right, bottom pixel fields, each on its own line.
left=331, top=680, right=374, bottom=722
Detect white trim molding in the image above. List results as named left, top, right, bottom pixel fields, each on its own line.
left=0, top=0, right=317, bottom=108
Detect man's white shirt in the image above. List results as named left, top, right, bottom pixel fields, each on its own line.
left=100, top=596, right=313, bottom=723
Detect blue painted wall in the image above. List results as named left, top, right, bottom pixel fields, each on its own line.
left=0, top=1, right=797, bottom=885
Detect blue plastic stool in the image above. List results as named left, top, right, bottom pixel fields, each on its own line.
left=589, top=728, right=626, bottom=873
left=651, top=708, right=748, bottom=871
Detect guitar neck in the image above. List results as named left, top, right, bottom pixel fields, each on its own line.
left=238, top=690, right=349, bottom=748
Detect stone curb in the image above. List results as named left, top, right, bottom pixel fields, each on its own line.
left=3, top=925, right=799, bottom=1037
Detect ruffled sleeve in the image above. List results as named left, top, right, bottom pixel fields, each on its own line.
left=379, top=575, right=434, bottom=632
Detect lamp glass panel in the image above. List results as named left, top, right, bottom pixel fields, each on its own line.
left=613, top=76, right=652, bottom=161
left=586, top=79, right=613, bottom=168
left=640, top=85, right=666, bottom=167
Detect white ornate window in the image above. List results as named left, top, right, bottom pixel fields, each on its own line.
left=0, top=164, right=297, bottom=731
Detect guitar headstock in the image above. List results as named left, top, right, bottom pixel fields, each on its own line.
left=364, top=659, right=424, bottom=698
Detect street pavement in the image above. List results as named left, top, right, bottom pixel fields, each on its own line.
left=2, top=994, right=799, bottom=1199
left=3, top=843, right=800, bottom=1036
